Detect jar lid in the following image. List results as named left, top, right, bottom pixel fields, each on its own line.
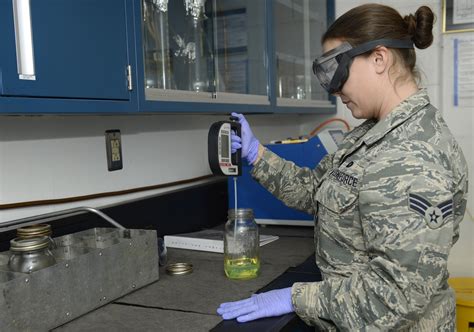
left=166, top=262, right=193, bottom=276
left=228, top=208, right=254, bottom=219
left=17, top=224, right=52, bottom=238
left=10, top=236, right=50, bottom=252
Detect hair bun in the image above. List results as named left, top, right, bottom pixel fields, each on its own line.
left=406, top=6, right=434, bottom=49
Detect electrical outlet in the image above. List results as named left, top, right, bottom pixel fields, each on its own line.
left=105, top=130, right=123, bottom=171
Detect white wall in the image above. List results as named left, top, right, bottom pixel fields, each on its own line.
left=334, top=0, right=473, bottom=277
left=0, top=113, right=323, bottom=222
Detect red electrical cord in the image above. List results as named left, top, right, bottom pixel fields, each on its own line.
left=308, top=118, right=351, bottom=137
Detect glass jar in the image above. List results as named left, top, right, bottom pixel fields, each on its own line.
left=17, top=224, right=56, bottom=249
left=224, top=208, right=260, bottom=280
left=8, top=236, right=57, bottom=273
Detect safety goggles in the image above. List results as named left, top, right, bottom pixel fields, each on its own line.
left=313, top=38, right=414, bottom=94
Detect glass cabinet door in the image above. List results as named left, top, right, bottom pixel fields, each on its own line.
left=142, top=0, right=215, bottom=101
left=274, top=0, right=331, bottom=107
left=141, top=0, right=269, bottom=105
left=213, top=0, right=269, bottom=104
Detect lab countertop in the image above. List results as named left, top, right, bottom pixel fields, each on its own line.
left=53, top=226, right=320, bottom=331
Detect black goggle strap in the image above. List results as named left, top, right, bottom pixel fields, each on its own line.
left=346, top=38, right=414, bottom=58
left=328, top=38, right=414, bottom=93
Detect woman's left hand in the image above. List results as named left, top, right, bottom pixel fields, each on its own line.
left=217, top=287, right=294, bottom=323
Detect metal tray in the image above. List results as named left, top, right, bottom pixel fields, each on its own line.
left=0, top=227, right=159, bottom=331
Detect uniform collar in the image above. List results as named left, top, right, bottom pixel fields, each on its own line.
left=363, top=89, right=430, bottom=147
left=334, top=89, right=430, bottom=166
left=333, top=119, right=376, bottom=166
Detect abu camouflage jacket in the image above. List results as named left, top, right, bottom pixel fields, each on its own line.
left=251, top=90, right=468, bottom=331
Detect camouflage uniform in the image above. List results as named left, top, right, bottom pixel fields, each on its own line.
left=251, top=90, right=468, bottom=331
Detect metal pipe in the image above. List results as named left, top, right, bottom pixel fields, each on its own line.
left=0, top=206, right=126, bottom=233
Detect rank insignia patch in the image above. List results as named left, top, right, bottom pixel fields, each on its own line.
left=408, top=193, right=453, bottom=229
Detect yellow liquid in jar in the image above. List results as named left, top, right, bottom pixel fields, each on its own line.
left=224, top=257, right=260, bottom=280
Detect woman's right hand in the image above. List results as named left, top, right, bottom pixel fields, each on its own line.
left=231, top=112, right=260, bottom=165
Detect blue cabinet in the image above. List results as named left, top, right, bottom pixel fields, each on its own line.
left=0, top=0, right=334, bottom=114
left=136, top=0, right=336, bottom=114
left=0, top=0, right=137, bottom=113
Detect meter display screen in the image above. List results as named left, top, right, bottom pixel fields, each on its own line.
left=221, top=134, right=230, bottom=158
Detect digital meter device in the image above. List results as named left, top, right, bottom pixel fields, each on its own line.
left=208, top=117, right=242, bottom=176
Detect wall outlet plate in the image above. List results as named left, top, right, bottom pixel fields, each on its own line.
left=105, top=129, right=123, bottom=171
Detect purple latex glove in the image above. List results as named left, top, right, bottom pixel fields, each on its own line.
left=230, top=112, right=260, bottom=165
left=217, top=287, right=294, bottom=323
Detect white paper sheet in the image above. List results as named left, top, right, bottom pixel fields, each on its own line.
left=454, top=38, right=474, bottom=107
left=453, top=0, right=474, bottom=25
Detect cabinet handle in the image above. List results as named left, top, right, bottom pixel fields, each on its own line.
left=127, top=65, right=133, bottom=91
left=12, top=0, right=36, bottom=80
